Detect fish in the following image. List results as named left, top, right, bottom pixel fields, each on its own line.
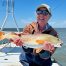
left=0, top=31, right=63, bottom=53
left=0, top=31, right=63, bottom=48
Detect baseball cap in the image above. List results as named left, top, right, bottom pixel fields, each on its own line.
left=36, top=4, right=51, bottom=15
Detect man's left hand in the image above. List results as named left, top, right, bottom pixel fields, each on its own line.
left=42, top=41, right=55, bottom=54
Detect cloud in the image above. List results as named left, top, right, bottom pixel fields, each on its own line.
left=20, top=18, right=35, bottom=28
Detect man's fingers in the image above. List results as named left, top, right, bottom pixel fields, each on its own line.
left=16, top=39, right=23, bottom=46
left=43, top=41, right=55, bottom=53
left=9, top=38, right=14, bottom=42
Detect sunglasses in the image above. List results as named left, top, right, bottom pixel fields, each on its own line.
left=36, top=10, right=49, bottom=15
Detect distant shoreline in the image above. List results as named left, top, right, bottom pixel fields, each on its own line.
left=0, top=28, right=23, bottom=32
left=0, top=28, right=66, bottom=32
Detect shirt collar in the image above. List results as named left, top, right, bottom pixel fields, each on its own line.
left=37, top=23, right=51, bottom=32
left=44, top=23, right=51, bottom=30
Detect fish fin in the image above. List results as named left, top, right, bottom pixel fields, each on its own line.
left=36, top=48, right=43, bottom=53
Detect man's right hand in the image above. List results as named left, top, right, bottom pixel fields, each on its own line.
left=10, top=38, right=23, bottom=46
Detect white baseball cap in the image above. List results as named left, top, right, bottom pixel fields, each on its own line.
left=36, top=4, right=51, bottom=15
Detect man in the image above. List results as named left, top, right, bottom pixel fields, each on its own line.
left=12, top=4, right=58, bottom=66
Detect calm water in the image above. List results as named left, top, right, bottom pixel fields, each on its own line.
left=52, top=28, right=66, bottom=66
left=0, top=28, right=66, bottom=66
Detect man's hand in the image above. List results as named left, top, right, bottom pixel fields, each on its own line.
left=42, top=41, right=55, bottom=54
left=10, top=37, right=23, bottom=46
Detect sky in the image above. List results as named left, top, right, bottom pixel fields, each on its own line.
left=0, top=0, right=66, bottom=28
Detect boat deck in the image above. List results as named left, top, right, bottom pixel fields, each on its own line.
left=0, top=52, right=23, bottom=66
left=0, top=42, right=23, bottom=66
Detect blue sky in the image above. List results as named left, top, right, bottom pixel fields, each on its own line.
left=0, top=0, right=66, bottom=28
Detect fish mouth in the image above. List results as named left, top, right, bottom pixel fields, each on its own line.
left=56, top=41, right=63, bottom=47
left=60, top=41, right=63, bottom=46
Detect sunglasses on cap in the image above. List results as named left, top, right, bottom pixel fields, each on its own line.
left=36, top=10, right=49, bottom=15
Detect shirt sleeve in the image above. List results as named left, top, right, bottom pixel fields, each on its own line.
left=39, top=50, right=51, bottom=59
left=23, top=24, right=34, bottom=34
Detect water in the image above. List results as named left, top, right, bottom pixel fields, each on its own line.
left=52, top=28, right=66, bottom=66
left=0, top=28, right=66, bottom=66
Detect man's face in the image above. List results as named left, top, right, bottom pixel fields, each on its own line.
left=36, top=7, right=51, bottom=24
